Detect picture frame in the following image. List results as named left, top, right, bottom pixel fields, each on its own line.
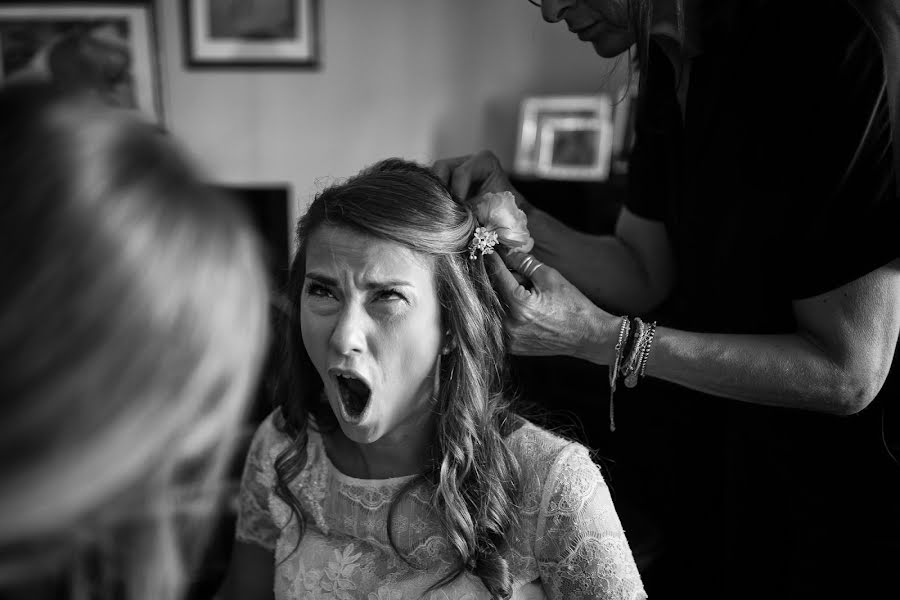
left=536, top=116, right=613, bottom=181
left=0, top=2, right=163, bottom=123
left=215, top=184, right=291, bottom=292
left=184, top=0, right=319, bottom=68
left=514, top=95, right=612, bottom=180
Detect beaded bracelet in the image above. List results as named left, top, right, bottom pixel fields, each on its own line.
left=608, top=315, right=630, bottom=432
left=620, top=317, right=648, bottom=381
left=638, top=321, right=657, bottom=379
left=624, top=319, right=657, bottom=388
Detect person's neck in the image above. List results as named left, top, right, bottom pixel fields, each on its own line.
left=327, top=411, right=437, bottom=480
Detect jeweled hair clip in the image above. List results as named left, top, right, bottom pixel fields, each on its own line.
left=468, top=226, right=499, bottom=260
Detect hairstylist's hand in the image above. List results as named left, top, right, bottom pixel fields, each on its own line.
left=487, top=250, right=616, bottom=363
left=432, top=150, right=534, bottom=214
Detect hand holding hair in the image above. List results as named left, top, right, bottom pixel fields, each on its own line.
left=487, top=249, right=616, bottom=361
left=431, top=150, right=533, bottom=214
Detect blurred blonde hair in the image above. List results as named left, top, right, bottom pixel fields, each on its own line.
left=0, top=83, right=270, bottom=599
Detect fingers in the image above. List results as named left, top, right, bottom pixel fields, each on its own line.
left=431, top=155, right=469, bottom=186
left=431, top=154, right=476, bottom=199
left=486, top=252, right=527, bottom=301
left=500, top=250, right=552, bottom=287
left=517, top=254, right=543, bottom=279
left=431, top=150, right=504, bottom=201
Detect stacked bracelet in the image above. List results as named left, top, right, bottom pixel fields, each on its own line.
left=621, top=319, right=646, bottom=383
left=623, top=318, right=656, bottom=388
left=608, top=316, right=630, bottom=432
left=608, top=316, right=658, bottom=432
left=637, top=322, right=657, bottom=379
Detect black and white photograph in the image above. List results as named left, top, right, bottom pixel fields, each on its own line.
left=1, top=2, right=898, bottom=600
left=184, top=0, right=318, bottom=67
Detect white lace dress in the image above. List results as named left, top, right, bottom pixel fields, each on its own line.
left=236, top=411, right=647, bottom=600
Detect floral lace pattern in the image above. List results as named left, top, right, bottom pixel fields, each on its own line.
left=535, top=448, right=645, bottom=600
left=235, top=411, right=647, bottom=599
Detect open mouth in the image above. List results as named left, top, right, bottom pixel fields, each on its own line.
left=334, top=372, right=372, bottom=422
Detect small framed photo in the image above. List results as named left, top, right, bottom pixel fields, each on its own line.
left=0, top=2, right=163, bottom=122
left=536, top=116, right=613, bottom=180
left=514, top=95, right=612, bottom=179
left=184, top=0, right=319, bottom=68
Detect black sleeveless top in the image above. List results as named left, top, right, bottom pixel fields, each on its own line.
left=618, top=2, right=899, bottom=596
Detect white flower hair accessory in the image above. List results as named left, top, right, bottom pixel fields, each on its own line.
left=468, top=227, right=499, bottom=259
left=467, top=191, right=534, bottom=260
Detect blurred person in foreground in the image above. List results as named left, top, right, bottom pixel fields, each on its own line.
left=0, top=82, right=270, bottom=600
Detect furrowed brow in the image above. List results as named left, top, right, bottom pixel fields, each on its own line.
left=305, top=272, right=338, bottom=286
left=361, top=279, right=414, bottom=290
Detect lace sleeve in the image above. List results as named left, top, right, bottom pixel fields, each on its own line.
left=535, top=444, right=647, bottom=600
left=234, top=416, right=281, bottom=552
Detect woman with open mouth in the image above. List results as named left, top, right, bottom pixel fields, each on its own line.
left=221, top=158, right=645, bottom=599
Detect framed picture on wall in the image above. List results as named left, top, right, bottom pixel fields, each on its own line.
left=0, top=2, right=163, bottom=123
left=535, top=116, right=613, bottom=180
left=514, top=95, right=612, bottom=179
left=184, top=0, right=319, bottom=67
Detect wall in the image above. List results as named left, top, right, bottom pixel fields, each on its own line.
left=156, top=0, right=625, bottom=222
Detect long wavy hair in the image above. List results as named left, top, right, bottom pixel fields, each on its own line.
left=274, top=158, right=522, bottom=598
left=0, top=83, right=270, bottom=600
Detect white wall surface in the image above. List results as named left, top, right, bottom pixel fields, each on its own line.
left=156, top=0, right=625, bottom=220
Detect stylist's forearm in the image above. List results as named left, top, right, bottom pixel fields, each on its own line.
left=609, top=327, right=862, bottom=415
left=529, top=209, right=661, bottom=314
left=570, top=305, right=620, bottom=366
left=650, top=328, right=864, bottom=414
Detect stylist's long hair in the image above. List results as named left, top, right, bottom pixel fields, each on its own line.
left=276, top=159, right=521, bottom=598
left=0, top=83, right=270, bottom=600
